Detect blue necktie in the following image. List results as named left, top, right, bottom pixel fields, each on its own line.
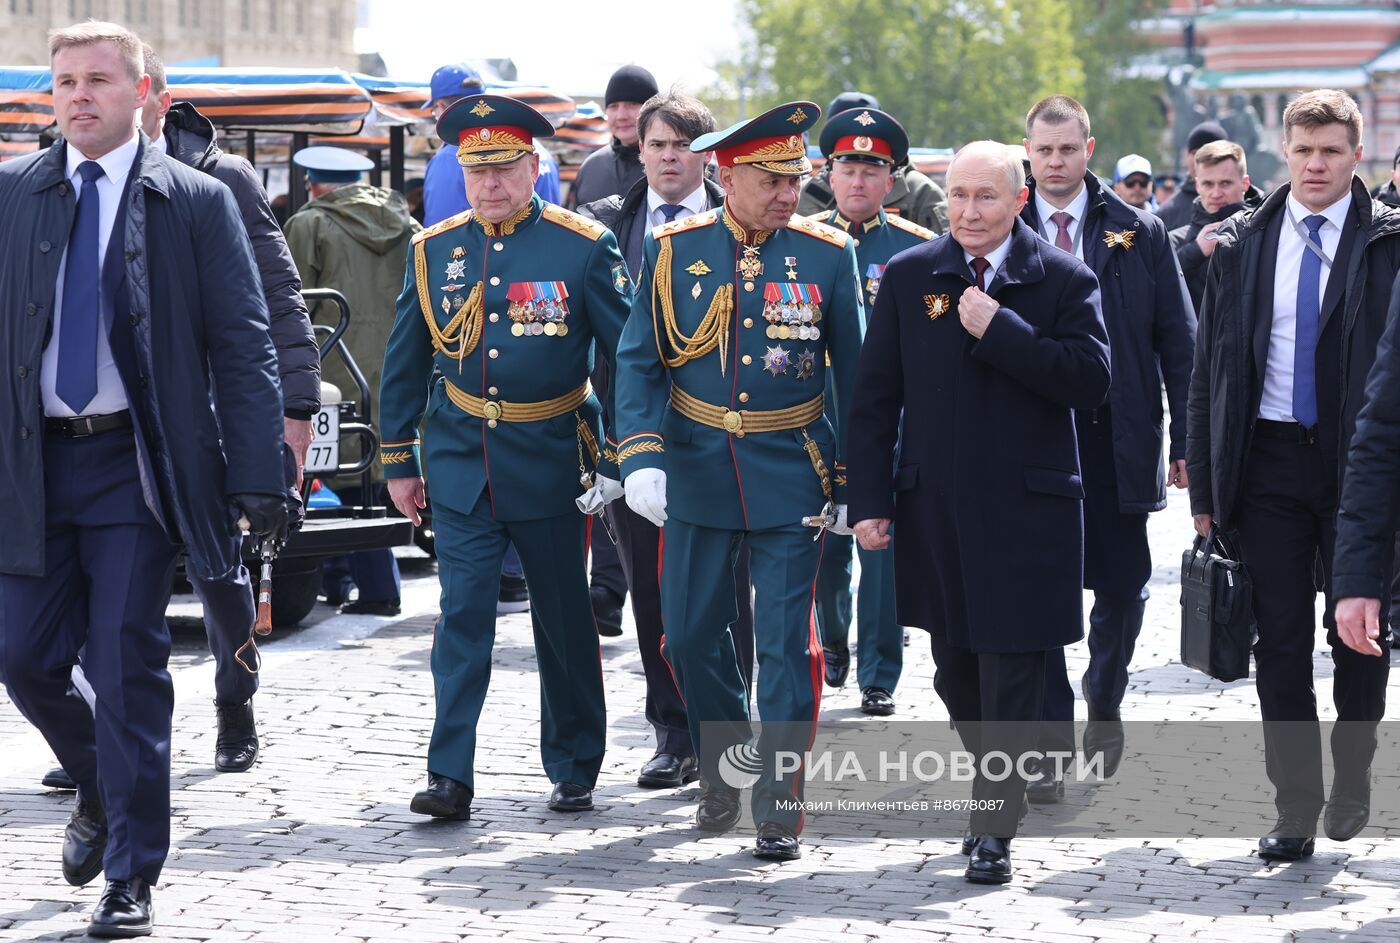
left=658, top=203, right=684, bottom=222
left=1292, top=213, right=1327, bottom=429
left=57, top=160, right=105, bottom=414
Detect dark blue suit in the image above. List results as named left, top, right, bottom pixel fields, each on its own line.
left=0, top=136, right=284, bottom=884
left=846, top=219, right=1109, bottom=835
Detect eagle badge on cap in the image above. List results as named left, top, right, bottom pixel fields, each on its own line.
left=469, top=100, right=495, bottom=117
left=854, top=111, right=876, bottom=127
left=787, top=107, right=808, bottom=124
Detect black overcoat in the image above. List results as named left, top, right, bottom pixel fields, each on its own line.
left=0, top=135, right=285, bottom=579
left=847, top=218, right=1111, bottom=652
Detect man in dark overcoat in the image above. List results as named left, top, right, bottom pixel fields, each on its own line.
left=847, top=141, right=1110, bottom=886
left=0, top=22, right=286, bottom=937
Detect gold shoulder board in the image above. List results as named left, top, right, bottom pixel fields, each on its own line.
left=655, top=209, right=720, bottom=238
left=413, top=208, right=474, bottom=245
left=541, top=203, right=608, bottom=242
left=885, top=215, right=937, bottom=241
left=788, top=215, right=850, bottom=248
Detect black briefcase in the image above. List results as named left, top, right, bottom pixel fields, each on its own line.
left=1180, top=526, right=1256, bottom=682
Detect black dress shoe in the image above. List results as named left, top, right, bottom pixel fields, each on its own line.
left=591, top=586, right=624, bottom=637
left=410, top=773, right=473, bottom=821
left=1258, top=813, right=1317, bottom=861
left=42, top=766, right=76, bottom=790
left=88, top=877, right=153, bottom=938
left=753, top=821, right=801, bottom=861
left=548, top=782, right=594, bottom=812
left=1325, top=773, right=1371, bottom=842
left=860, top=686, right=896, bottom=716
left=965, top=835, right=1013, bottom=884
left=1081, top=677, right=1124, bottom=778
left=823, top=645, right=850, bottom=688
left=214, top=699, right=258, bottom=773
left=1026, top=765, right=1065, bottom=805
left=497, top=574, right=530, bottom=614
left=695, top=783, right=742, bottom=832
left=638, top=753, right=698, bottom=788
left=339, top=598, right=402, bottom=616
left=960, top=830, right=976, bottom=855
left=62, top=790, right=107, bottom=887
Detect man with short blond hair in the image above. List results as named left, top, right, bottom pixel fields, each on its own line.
left=1188, top=88, right=1400, bottom=861
left=0, top=21, right=287, bottom=936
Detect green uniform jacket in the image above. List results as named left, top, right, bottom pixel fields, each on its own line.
left=810, top=206, right=936, bottom=427
left=285, top=183, right=420, bottom=478
left=378, top=195, right=632, bottom=521
left=797, top=164, right=948, bottom=234
left=615, top=205, right=865, bottom=531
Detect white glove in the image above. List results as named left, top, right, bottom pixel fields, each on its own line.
left=829, top=504, right=854, bottom=536
left=624, top=468, right=668, bottom=527
left=574, top=474, right=624, bottom=516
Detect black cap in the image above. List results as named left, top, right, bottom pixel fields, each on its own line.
left=827, top=91, right=880, bottom=117
left=605, top=65, right=658, bottom=107
left=1187, top=120, right=1227, bottom=152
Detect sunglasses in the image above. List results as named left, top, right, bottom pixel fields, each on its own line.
left=1120, top=176, right=1152, bottom=189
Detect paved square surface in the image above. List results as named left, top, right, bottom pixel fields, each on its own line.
left=3, top=490, right=1398, bottom=941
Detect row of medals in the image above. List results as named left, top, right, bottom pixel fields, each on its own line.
left=508, top=300, right=570, bottom=337
left=764, top=302, right=822, bottom=341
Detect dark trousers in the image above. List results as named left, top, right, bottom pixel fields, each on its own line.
left=1042, top=409, right=1151, bottom=755
left=190, top=566, right=257, bottom=704
left=427, top=495, right=606, bottom=790
left=0, top=430, right=178, bottom=884
left=661, top=518, right=818, bottom=830
left=1236, top=434, right=1391, bottom=817
left=930, top=635, right=1046, bottom=837
left=815, top=533, right=903, bottom=691
left=607, top=498, right=753, bottom=757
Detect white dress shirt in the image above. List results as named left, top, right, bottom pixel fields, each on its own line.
left=1034, top=185, right=1091, bottom=261
left=647, top=182, right=708, bottom=229
left=963, top=232, right=1014, bottom=287
left=1259, top=191, right=1352, bottom=422
left=41, top=132, right=140, bottom=418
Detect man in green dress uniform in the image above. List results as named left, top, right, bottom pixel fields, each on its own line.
left=808, top=108, right=936, bottom=716
left=614, top=101, right=865, bottom=861
left=379, top=95, right=632, bottom=820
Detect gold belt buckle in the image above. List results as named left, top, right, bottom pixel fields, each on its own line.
left=482, top=400, right=503, bottom=421
left=722, top=409, right=744, bottom=437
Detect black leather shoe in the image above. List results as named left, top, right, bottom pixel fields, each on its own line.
left=965, top=835, right=1013, bottom=884
left=497, top=574, right=530, bottom=614
left=1081, top=677, right=1124, bottom=778
left=62, top=790, right=107, bottom=887
left=638, top=753, right=698, bottom=789
left=860, top=687, right=896, bottom=716
left=591, top=586, right=624, bottom=637
left=410, top=773, right=473, bottom=821
left=88, top=877, right=153, bottom=938
left=695, top=783, right=742, bottom=832
left=753, top=821, right=801, bottom=861
left=960, top=830, right=976, bottom=855
left=1026, top=765, right=1065, bottom=805
left=1325, top=773, right=1371, bottom=842
left=214, top=699, right=258, bottom=773
left=339, top=598, right=402, bottom=617
left=548, top=782, right=594, bottom=812
left=42, top=766, right=76, bottom=790
left=1258, top=814, right=1317, bottom=861
left=823, top=645, right=850, bottom=688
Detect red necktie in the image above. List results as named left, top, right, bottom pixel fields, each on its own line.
left=1050, top=211, right=1074, bottom=252
left=971, top=257, right=990, bottom=292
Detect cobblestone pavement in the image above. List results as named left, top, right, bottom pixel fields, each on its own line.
left=3, top=490, right=1399, bottom=941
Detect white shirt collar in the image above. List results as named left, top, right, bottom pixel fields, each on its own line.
left=648, top=182, right=708, bottom=217
left=1034, top=181, right=1090, bottom=230
left=963, top=231, right=1014, bottom=281
left=66, top=129, right=140, bottom=186
left=1285, top=189, right=1351, bottom=235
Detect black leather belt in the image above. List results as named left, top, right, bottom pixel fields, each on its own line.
left=1254, top=418, right=1317, bottom=445
left=43, top=409, right=132, bottom=438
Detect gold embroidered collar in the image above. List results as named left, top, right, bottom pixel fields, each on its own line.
left=721, top=201, right=773, bottom=248
left=476, top=198, right=536, bottom=237
left=830, top=210, right=883, bottom=234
